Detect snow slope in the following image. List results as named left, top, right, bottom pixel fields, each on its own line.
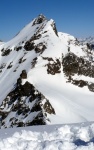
left=0, top=14, right=94, bottom=128
left=0, top=123, right=94, bottom=150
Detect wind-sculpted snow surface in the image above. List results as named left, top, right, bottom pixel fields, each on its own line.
left=0, top=123, right=94, bottom=149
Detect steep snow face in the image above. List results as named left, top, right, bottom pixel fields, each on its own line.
left=0, top=14, right=94, bottom=128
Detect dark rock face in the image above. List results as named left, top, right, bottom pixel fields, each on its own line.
left=30, top=34, right=41, bottom=41
left=51, top=21, right=58, bottom=36
left=31, top=57, right=37, bottom=68
left=32, top=14, right=46, bottom=26
left=43, top=100, right=55, bottom=114
left=63, top=53, right=79, bottom=76
left=35, top=43, right=46, bottom=53
left=46, top=59, right=61, bottom=75
left=14, top=46, right=22, bottom=51
left=24, top=41, right=35, bottom=51
left=91, top=44, right=94, bottom=49
left=43, top=57, right=61, bottom=75
left=86, top=43, right=94, bottom=50
left=20, top=70, right=27, bottom=79
left=23, top=25, right=47, bottom=53
left=63, top=52, right=94, bottom=92
left=26, top=112, right=45, bottom=126
left=1, top=48, right=12, bottom=56
left=22, top=81, right=35, bottom=96
left=72, top=80, right=87, bottom=87
left=0, top=70, right=55, bottom=128
left=88, top=83, right=94, bottom=92
left=87, top=43, right=91, bottom=49
left=63, top=52, right=94, bottom=77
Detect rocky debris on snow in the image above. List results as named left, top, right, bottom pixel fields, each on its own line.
left=24, top=41, right=35, bottom=51
left=13, top=66, right=19, bottom=72
left=30, top=34, right=42, bottom=41
left=7, top=62, right=13, bottom=69
left=1, top=48, right=12, bottom=56
left=88, top=83, right=94, bottom=92
left=35, top=42, right=46, bottom=54
left=31, top=57, right=37, bottom=68
left=0, top=63, right=6, bottom=69
left=19, top=56, right=26, bottom=64
left=14, top=46, right=22, bottom=51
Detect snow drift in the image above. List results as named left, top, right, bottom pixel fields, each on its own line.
left=0, top=123, right=94, bottom=150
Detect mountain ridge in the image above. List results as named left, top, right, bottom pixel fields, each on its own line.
left=0, top=14, right=94, bottom=128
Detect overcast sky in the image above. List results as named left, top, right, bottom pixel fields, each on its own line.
left=0, top=0, right=94, bottom=41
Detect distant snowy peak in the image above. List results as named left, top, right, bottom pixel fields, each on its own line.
left=0, top=40, right=4, bottom=45
left=79, top=37, right=94, bottom=50
left=79, top=36, right=94, bottom=44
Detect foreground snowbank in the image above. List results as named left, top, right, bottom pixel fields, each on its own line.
left=0, top=123, right=94, bottom=150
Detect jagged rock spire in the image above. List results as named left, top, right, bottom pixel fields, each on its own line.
left=32, top=14, right=47, bottom=26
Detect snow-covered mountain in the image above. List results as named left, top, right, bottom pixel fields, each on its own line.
left=0, top=14, right=94, bottom=128
left=79, top=37, right=94, bottom=50
left=0, top=40, right=3, bottom=45
left=79, top=37, right=94, bottom=44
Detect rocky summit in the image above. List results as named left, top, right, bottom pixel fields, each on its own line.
left=0, top=14, right=94, bottom=128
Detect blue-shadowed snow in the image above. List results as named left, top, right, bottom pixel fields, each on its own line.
left=0, top=123, right=94, bottom=149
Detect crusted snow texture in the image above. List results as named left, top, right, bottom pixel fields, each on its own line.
left=0, top=123, right=94, bottom=150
